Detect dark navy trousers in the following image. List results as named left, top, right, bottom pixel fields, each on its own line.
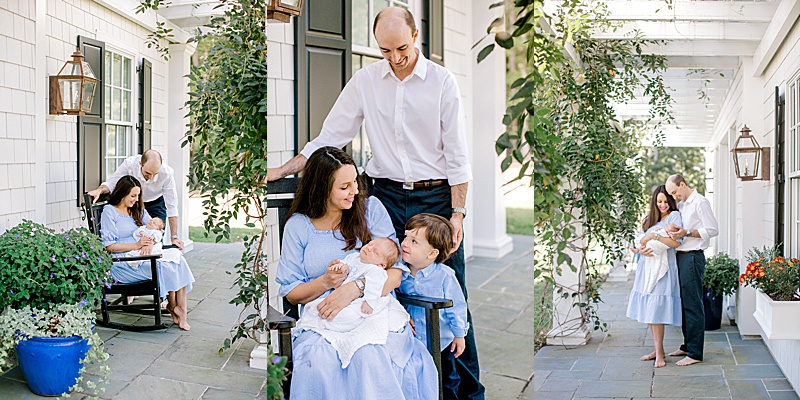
left=370, top=179, right=484, bottom=399
left=143, top=196, right=167, bottom=222
left=677, top=250, right=706, bottom=361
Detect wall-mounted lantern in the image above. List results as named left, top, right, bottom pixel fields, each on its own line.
left=267, top=0, right=304, bottom=23
left=731, top=125, right=770, bottom=181
left=49, top=49, right=97, bottom=116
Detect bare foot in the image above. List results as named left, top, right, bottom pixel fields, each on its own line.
left=166, top=304, right=179, bottom=325
left=173, top=305, right=191, bottom=331
left=676, top=356, right=701, bottom=366
left=640, top=351, right=656, bottom=361
left=654, top=357, right=666, bottom=368
left=668, top=350, right=688, bottom=357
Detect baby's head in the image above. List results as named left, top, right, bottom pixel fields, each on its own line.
left=359, top=237, right=400, bottom=269
left=402, top=213, right=454, bottom=268
left=146, top=217, right=165, bottom=231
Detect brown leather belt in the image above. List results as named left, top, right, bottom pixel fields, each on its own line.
left=374, top=178, right=448, bottom=190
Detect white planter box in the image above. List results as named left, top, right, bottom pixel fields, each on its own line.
left=753, top=289, right=800, bottom=340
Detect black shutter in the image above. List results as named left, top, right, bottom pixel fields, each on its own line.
left=295, top=0, right=352, bottom=153
left=138, top=58, right=152, bottom=154
left=775, top=86, right=786, bottom=255
left=77, top=36, right=105, bottom=205
left=421, top=0, right=444, bottom=65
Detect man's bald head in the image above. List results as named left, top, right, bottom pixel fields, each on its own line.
left=373, top=6, right=416, bottom=36
left=140, top=149, right=162, bottom=181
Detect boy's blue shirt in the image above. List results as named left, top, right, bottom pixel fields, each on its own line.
left=397, top=261, right=469, bottom=352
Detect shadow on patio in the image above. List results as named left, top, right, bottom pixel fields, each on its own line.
left=533, top=275, right=799, bottom=400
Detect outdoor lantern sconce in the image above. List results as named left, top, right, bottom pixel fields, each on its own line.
left=49, top=49, right=97, bottom=116
left=731, top=125, right=770, bottom=181
left=267, top=0, right=304, bottom=22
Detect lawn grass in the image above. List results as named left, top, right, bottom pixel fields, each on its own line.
left=189, top=226, right=262, bottom=243
left=534, top=279, right=553, bottom=353
left=507, top=207, right=534, bottom=236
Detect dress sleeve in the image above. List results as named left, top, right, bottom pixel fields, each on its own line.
left=441, top=268, right=469, bottom=338
left=366, top=196, right=396, bottom=241
left=100, top=206, right=119, bottom=248
left=142, top=208, right=152, bottom=225
left=276, top=215, right=311, bottom=298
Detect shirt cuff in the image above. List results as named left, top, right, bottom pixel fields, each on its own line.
left=451, top=325, right=469, bottom=338
left=697, top=228, right=709, bottom=241
left=446, top=165, right=473, bottom=186
left=300, top=142, right=323, bottom=160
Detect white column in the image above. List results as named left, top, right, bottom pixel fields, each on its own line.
left=34, top=0, right=47, bottom=222
left=547, top=216, right=591, bottom=346
left=735, top=57, right=768, bottom=336
left=167, top=43, right=195, bottom=252
left=469, top=0, right=513, bottom=259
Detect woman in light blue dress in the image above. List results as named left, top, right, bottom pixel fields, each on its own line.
left=100, top=175, right=195, bottom=330
left=626, top=185, right=683, bottom=368
left=276, top=147, right=438, bottom=399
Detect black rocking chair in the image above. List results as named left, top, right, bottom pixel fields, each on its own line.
left=81, top=193, right=169, bottom=331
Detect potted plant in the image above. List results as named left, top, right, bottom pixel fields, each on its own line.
left=702, top=252, right=739, bottom=330
left=740, top=245, right=800, bottom=339
left=0, top=220, right=112, bottom=396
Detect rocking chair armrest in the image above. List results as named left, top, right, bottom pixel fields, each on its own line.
left=395, top=293, right=453, bottom=310
left=112, top=254, right=163, bottom=262
left=267, top=305, right=296, bottom=330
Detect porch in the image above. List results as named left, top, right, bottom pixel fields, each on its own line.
left=533, top=276, right=799, bottom=400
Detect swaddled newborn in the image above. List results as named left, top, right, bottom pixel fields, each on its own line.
left=640, top=228, right=670, bottom=293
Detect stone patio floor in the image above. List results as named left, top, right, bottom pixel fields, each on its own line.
left=533, top=276, right=800, bottom=400
left=0, top=234, right=535, bottom=399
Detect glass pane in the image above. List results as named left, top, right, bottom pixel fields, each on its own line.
left=352, top=55, right=361, bottom=76
left=364, top=56, right=380, bottom=66
left=59, top=79, right=81, bottom=109
left=372, top=0, right=390, bottom=48
left=113, top=88, right=122, bottom=121
left=352, top=129, right=363, bottom=167
left=82, top=81, right=96, bottom=110
left=106, top=125, right=116, bottom=156
left=104, top=86, right=111, bottom=119
left=117, top=127, right=127, bottom=157
left=123, top=57, right=131, bottom=89
left=113, top=53, right=122, bottom=87
left=353, top=0, right=369, bottom=47
left=122, top=90, right=130, bottom=122
left=104, top=52, right=111, bottom=83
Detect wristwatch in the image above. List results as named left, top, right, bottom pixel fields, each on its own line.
left=354, top=278, right=365, bottom=298
left=171, top=234, right=179, bottom=240
left=451, top=207, right=467, bottom=218
left=685, top=231, right=692, bottom=238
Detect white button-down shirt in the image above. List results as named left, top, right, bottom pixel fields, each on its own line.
left=677, top=190, right=719, bottom=251
left=102, top=155, right=179, bottom=218
left=300, top=51, right=472, bottom=185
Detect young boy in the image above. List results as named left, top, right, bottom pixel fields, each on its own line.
left=298, top=237, right=401, bottom=332
left=398, top=213, right=485, bottom=400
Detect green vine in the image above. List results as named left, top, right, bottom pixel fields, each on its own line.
left=138, top=0, right=275, bottom=377
left=483, top=0, right=673, bottom=347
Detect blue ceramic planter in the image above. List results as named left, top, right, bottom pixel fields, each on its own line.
left=15, top=336, right=90, bottom=396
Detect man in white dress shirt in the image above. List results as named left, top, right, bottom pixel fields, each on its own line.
left=87, top=149, right=184, bottom=250
left=267, top=7, right=483, bottom=397
left=664, top=174, right=719, bottom=366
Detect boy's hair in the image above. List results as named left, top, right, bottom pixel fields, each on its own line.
left=374, top=237, right=400, bottom=268
left=405, top=213, right=454, bottom=264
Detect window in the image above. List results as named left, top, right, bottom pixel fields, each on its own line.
left=788, top=77, right=800, bottom=255
left=104, top=50, right=136, bottom=175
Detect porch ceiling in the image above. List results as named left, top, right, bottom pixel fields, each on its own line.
left=158, top=0, right=231, bottom=29
left=598, top=0, right=785, bottom=148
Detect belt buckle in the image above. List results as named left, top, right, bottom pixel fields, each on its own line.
left=403, top=181, right=414, bottom=190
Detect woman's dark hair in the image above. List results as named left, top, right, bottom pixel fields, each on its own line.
left=109, top=175, right=145, bottom=226
left=642, top=184, right=678, bottom=232
left=285, top=147, right=371, bottom=251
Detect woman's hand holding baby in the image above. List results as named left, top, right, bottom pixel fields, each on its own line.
left=136, top=234, right=154, bottom=249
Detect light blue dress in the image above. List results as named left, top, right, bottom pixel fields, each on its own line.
left=100, top=205, right=194, bottom=298
left=626, top=211, right=683, bottom=326
left=276, top=197, right=438, bottom=400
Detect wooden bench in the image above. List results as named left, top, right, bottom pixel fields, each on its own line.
left=266, top=177, right=453, bottom=399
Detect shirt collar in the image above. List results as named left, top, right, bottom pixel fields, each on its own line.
left=380, top=48, right=428, bottom=81
left=684, top=189, right=698, bottom=204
